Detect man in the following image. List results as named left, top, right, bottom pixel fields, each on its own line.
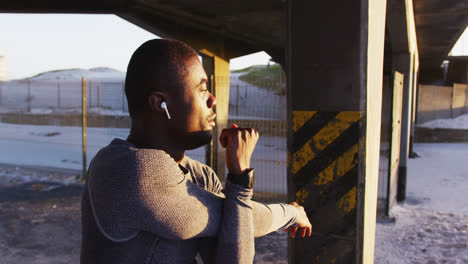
left=81, top=39, right=312, bottom=264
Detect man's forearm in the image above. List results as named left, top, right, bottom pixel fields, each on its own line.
left=252, top=203, right=298, bottom=237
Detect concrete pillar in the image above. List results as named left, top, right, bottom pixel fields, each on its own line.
left=286, top=0, right=386, bottom=263
left=394, top=52, right=412, bottom=202
left=409, top=55, right=419, bottom=155
left=200, top=51, right=230, bottom=182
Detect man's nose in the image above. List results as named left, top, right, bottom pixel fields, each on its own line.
left=207, top=93, right=216, bottom=109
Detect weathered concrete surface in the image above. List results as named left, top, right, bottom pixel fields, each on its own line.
left=0, top=164, right=290, bottom=264
left=285, top=0, right=386, bottom=262
left=417, top=84, right=468, bottom=124
left=415, top=127, right=468, bottom=143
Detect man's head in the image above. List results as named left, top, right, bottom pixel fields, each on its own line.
left=125, top=39, right=216, bottom=150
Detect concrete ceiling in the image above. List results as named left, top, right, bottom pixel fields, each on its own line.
left=0, top=0, right=285, bottom=61
left=1, top=0, right=467, bottom=69
left=413, top=0, right=468, bottom=69
left=119, top=0, right=285, bottom=61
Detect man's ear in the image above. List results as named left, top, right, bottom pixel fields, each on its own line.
left=147, top=92, right=165, bottom=113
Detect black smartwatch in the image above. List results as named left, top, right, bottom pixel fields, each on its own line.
left=227, top=168, right=255, bottom=189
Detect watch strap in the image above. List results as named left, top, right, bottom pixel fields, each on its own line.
left=227, top=168, right=255, bottom=189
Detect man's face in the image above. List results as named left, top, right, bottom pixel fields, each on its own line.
left=169, top=56, right=216, bottom=150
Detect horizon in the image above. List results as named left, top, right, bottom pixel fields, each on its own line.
left=7, top=64, right=274, bottom=81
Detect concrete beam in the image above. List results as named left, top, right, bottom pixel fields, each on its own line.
left=413, top=0, right=468, bottom=70
left=0, top=0, right=124, bottom=13
left=286, top=0, right=386, bottom=263
left=119, top=7, right=272, bottom=61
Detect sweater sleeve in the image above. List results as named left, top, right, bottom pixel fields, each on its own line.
left=251, top=203, right=298, bottom=237
left=215, top=181, right=254, bottom=264
left=89, top=146, right=297, bottom=245
left=203, top=167, right=298, bottom=237
left=89, top=148, right=254, bottom=244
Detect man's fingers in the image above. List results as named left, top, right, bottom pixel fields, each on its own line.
left=289, top=226, right=298, bottom=238
left=289, top=201, right=298, bottom=206
left=220, top=125, right=258, bottom=153
left=219, top=127, right=240, bottom=148
left=300, top=227, right=307, bottom=238
left=219, top=131, right=229, bottom=148
left=307, top=227, right=312, bottom=237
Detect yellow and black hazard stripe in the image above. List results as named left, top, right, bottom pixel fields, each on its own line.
left=288, top=110, right=365, bottom=244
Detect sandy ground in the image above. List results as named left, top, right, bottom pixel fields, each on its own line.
left=374, top=206, right=468, bottom=264
left=374, top=143, right=468, bottom=264
left=0, top=164, right=288, bottom=264
left=418, top=113, right=468, bottom=130
left=0, top=143, right=466, bottom=264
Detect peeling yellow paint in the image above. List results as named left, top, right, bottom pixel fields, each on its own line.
left=292, top=110, right=317, bottom=132
left=314, top=144, right=359, bottom=186
left=295, top=188, right=309, bottom=205
left=337, top=186, right=357, bottom=214
left=291, top=112, right=363, bottom=174
left=291, top=141, right=316, bottom=174
left=312, top=112, right=362, bottom=151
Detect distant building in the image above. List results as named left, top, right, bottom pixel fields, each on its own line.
left=0, top=55, right=7, bottom=81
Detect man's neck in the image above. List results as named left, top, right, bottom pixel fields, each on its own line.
left=127, top=121, right=185, bottom=163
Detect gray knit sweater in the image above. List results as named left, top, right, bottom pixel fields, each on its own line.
left=81, top=138, right=298, bottom=264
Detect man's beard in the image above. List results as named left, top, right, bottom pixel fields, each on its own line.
left=183, top=130, right=213, bottom=150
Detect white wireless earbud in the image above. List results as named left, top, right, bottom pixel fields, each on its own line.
left=160, top=101, right=171, bottom=120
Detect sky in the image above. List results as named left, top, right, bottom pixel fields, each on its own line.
left=0, top=14, right=272, bottom=80
left=449, top=26, right=468, bottom=56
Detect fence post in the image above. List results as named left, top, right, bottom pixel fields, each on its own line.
left=82, top=77, right=87, bottom=179
left=57, top=81, right=61, bottom=109
left=89, top=80, right=92, bottom=108
left=122, top=80, right=125, bottom=112
left=450, top=84, right=455, bottom=118
left=244, top=83, right=247, bottom=103
left=97, top=84, right=100, bottom=109
left=466, top=86, right=468, bottom=114
left=27, top=80, right=31, bottom=112
left=236, top=84, right=239, bottom=116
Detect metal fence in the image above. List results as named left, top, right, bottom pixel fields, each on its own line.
left=0, top=73, right=287, bottom=200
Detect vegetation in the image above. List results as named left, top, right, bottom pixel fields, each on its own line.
left=235, top=64, right=286, bottom=95
left=232, top=66, right=254, bottom=73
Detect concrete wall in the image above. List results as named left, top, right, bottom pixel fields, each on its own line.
left=416, top=84, right=468, bottom=123
left=453, top=83, right=468, bottom=117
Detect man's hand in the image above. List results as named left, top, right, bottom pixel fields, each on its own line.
left=285, top=202, right=312, bottom=238
left=219, top=124, right=259, bottom=175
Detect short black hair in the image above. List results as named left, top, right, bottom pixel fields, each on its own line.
left=125, top=39, right=199, bottom=119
